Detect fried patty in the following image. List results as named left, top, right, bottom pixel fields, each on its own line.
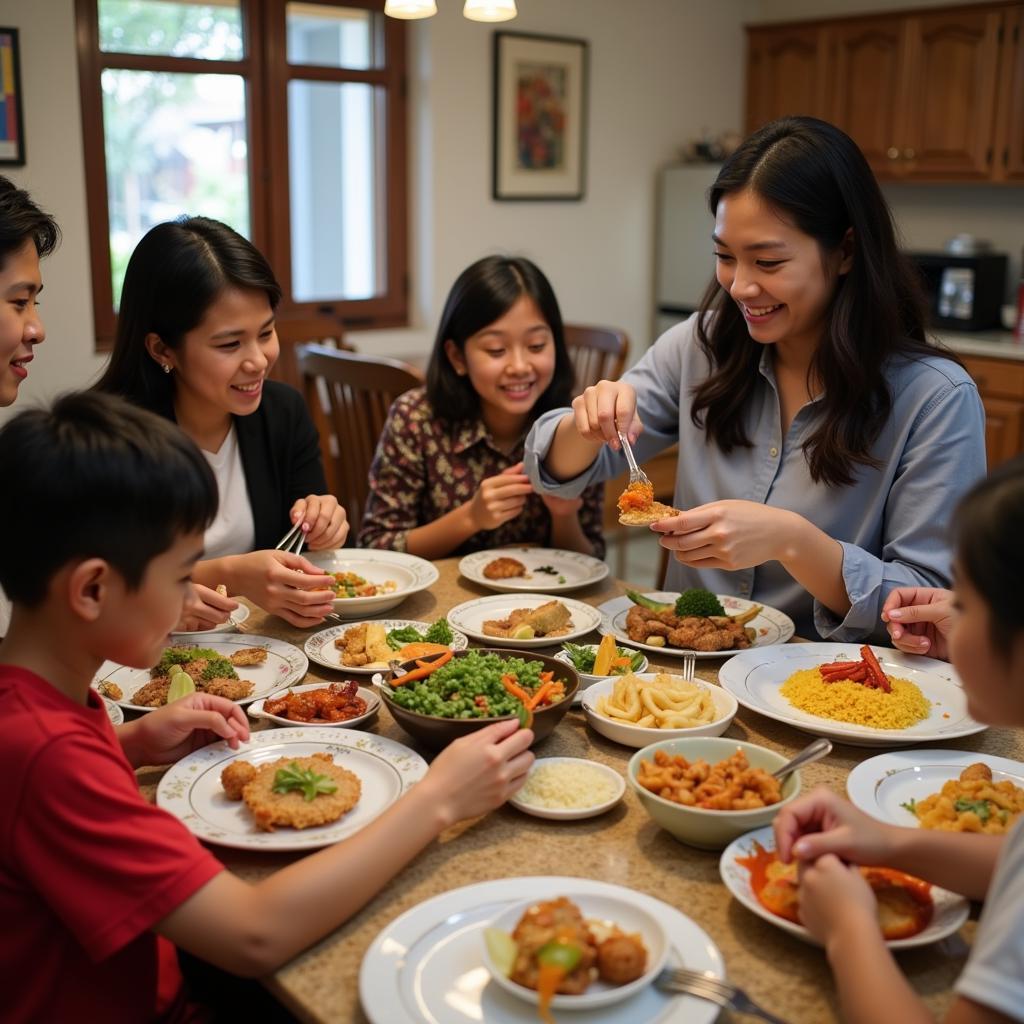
left=618, top=500, right=680, bottom=526
left=230, top=647, right=268, bottom=667
left=483, top=556, right=528, bottom=580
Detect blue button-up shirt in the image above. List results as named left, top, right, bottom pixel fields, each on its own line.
left=525, top=316, right=986, bottom=642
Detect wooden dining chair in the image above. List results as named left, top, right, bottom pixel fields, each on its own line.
left=272, top=315, right=352, bottom=392
left=298, top=343, right=424, bottom=534
left=563, top=323, right=630, bottom=391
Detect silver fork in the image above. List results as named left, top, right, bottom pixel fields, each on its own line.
left=617, top=430, right=652, bottom=490
left=680, top=650, right=696, bottom=682
left=274, top=522, right=306, bottom=558
left=655, top=967, right=789, bottom=1024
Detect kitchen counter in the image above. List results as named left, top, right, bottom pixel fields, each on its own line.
left=931, top=328, right=1024, bottom=360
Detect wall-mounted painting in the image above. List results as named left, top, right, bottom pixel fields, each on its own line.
left=493, top=31, right=587, bottom=201
left=0, top=28, right=25, bottom=167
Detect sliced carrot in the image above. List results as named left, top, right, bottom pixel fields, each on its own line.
left=860, top=645, right=891, bottom=693
left=526, top=680, right=555, bottom=711
left=390, top=648, right=453, bottom=685
left=502, top=673, right=532, bottom=704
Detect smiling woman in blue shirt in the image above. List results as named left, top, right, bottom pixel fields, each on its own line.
left=525, top=116, right=985, bottom=643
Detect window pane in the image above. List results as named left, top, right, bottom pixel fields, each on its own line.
left=288, top=80, right=383, bottom=302
left=99, top=0, right=243, bottom=61
left=102, top=70, right=250, bottom=305
left=286, top=3, right=378, bottom=71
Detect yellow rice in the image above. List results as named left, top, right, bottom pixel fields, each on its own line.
left=780, top=669, right=930, bottom=730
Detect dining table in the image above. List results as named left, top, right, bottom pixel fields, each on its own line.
left=137, top=556, right=1024, bottom=1024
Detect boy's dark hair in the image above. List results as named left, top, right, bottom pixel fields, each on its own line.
left=954, top=456, right=1024, bottom=652
left=0, top=391, right=218, bottom=606
left=425, top=255, right=574, bottom=424
left=0, top=175, right=60, bottom=270
left=94, top=216, right=281, bottom=414
left=691, top=116, right=951, bottom=488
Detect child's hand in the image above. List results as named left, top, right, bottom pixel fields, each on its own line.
left=420, top=719, right=534, bottom=827
left=289, top=494, right=349, bottom=551
left=774, top=786, right=898, bottom=866
left=176, top=583, right=238, bottom=633
left=881, top=587, right=954, bottom=660
left=470, top=462, right=535, bottom=531
left=796, top=853, right=879, bottom=946
left=570, top=380, right=642, bottom=448
left=539, top=492, right=584, bottom=519
left=122, top=693, right=250, bottom=766
left=230, top=550, right=336, bottom=628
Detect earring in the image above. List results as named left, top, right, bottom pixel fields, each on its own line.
left=162, top=363, right=172, bottom=374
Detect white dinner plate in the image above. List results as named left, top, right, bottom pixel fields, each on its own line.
left=247, top=682, right=381, bottom=729
left=304, top=619, right=469, bottom=674
left=170, top=603, right=250, bottom=638
left=304, top=549, right=439, bottom=618
left=720, top=826, right=969, bottom=949
left=717, top=643, right=986, bottom=747
left=596, top=593, right=794, bottom=660
left=846, top=748, right=1024, bottom=827
left=91, top=634, right=308, bottom=714
left=447, top=593, right=603, bottom=648
left=157, top=727, right=427, bottom=852
left=508, top=757, right=626, bottom=820
left=359, top=875, right=725, bottom=1024
left=459, top=547, right=610, bottom=593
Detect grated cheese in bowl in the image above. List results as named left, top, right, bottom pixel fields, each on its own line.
left=514, top=758, right=623, bottom=813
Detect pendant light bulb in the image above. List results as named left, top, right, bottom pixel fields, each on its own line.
left=463, top=0, right=518, bottom=22
left=384, top=0, right=438, bottom=19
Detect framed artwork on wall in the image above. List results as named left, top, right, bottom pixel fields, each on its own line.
left=0, top=28, right=25, bottom=167
left=492, top=31, right=587, bottom=201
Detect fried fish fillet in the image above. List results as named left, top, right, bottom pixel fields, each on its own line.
left=483, top=556, right=528, bottom=579
left=230, top=647, right=268, bottom=667
left=227, top=753, right=362, bottom=832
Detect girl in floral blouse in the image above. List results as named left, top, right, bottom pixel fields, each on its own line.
left=359, top=256, right=605, bottom=560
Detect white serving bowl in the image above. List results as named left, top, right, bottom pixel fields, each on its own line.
left=553, top=644, right=649, bottom=703
left=247, top=682, right=380, bottom=729
left=509, top=757, right=626, bottom=820
left=482, top=892, right=669, bottom=1010
left=581, top=674, right=737, bottom=748
left=304, top=549, right=439, bottom=618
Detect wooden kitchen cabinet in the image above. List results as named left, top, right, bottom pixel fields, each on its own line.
left=959, top=353, right=1024, bottom=466
left=744, top=24, right=829, bottom=133
left=994, top=5, right=1024, bottom=181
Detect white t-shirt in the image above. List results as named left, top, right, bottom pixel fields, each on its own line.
left=954, top=816, right=1024, bottom=1020
left=201, top=425, right=255, bottom=560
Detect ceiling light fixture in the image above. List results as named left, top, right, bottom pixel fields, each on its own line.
left=383, top=0, right=438, bottom=19
left=463, top=0, right=518, bottom=21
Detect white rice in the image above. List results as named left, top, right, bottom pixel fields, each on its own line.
left=516, top=761, right=618, bottom=809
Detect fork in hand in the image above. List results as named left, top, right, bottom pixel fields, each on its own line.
left=655, top=967, right=790, bottom=1024
left=274, top=521, right=306, bottom=558
left=617, top=430, right=653, bottom=491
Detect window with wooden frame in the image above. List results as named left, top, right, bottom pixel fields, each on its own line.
left=76, top=0, right=408, bottom=349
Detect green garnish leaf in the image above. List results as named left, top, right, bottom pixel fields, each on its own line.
left=954, top=798, right=992, bottom=822
left=272, top=762, right=338, bottom=802
left=387, top=618, right=453, bottom=649
left=536, top=565, right=558, bottom=575
left=424, top=619, right=453, bottom=645
left=901, top=798, right=918, bottom=815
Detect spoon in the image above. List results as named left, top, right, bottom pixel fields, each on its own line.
left=772, top=737, right=832, bottom=782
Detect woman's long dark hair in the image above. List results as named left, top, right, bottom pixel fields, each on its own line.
left=94, top=217, right=281, bottom=412
left=691, top=116, right=946, bottom=487
left=954, top=457, right=1024, bottom=652
left=426, top=255, right=574, bottom=424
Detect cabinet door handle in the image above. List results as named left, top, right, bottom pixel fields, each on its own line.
left=903, top=147, right=916, bottom=160
left=887, top=146, right=900, bottom=160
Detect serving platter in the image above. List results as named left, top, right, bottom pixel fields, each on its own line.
left=717, top=643, right=986, bottom=747
left=447, top=593, right=602, bottom=648
left=719, top=825, right=969, bottom=949
left=91, top=634, right=308, bottom=714
left=304, top=549, right=439, bottom=618
left=359, top=875, right=725, bottom=1024
left=157, top=727, right=427, bottom=851
left=304, top=619, right=468, bottom=674
left=596, top=593, right=794, bottom=660
left=459, top=546, right=609, bottom=593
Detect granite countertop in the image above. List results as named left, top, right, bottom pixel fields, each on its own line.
left=931, top=327, right=1024, bottom=361
left=139, top=559, right=1023, bottom=1024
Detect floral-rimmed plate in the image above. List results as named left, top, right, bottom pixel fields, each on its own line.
left=91, top=634, right=308, bottom=714
left=304, top=619, right=469, bottom=674
left=447, top=593, right=602, bottom=648
left=717, top=642, right=986, bottom=747
left=248, top=682, right=381, bottom=729
left=170, top=603, right=250, bottom=638
left=459, top=547, right=610, bottom=593
left=596, top=593, right=795, bottom=660
left=358, top=875, right=725, bottom=1024
left=157, top=727, right=427, bottom=851
left=719, top=825, right=969, bottom=949
left=846, top=748, right=1024, bottom=827
left=304, top=549, right=439, bottom=618
left=508, top=757, right=626, bottom=820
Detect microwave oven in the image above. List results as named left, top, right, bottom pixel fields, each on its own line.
left=907, top=251, right=1008, bottom=331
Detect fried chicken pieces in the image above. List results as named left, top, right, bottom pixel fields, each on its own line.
left=625, top=604, right=751, bottom=653
left=221, top=752, right=361, bottom=831
left=263, top=681, right=368, bottom=723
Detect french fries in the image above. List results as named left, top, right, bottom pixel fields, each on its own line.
left=595, top=672, right=718, bottom=729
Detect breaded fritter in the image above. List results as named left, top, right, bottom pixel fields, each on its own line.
left=221, top=760, right=258, bottom=800
left=230, top=647, right=268, bottom=667
left=483, top=556, right=527, bottom=580
left=202, top=676, right=255, bottom=701
left=97, top=680, right=123, bottom=701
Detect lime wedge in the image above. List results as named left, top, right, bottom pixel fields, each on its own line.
left=484, top=928, right=517, bottom=977
left=167, top=668, right=196, bottom=703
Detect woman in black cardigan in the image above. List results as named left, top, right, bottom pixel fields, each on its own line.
left=95, top=217, right=347, bottom=628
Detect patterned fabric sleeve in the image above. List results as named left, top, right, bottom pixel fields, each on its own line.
left=578, top=482, right=607, bottom=560
left=357, top=393, right=427, bottom=552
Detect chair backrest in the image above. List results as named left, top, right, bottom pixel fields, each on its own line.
left=563, top=323, right=630, bottom=391
left=272, top=315, right=352, bottom=391
left=298, top=343, right=424, bottom=529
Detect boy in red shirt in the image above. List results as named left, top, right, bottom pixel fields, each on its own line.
left=0, top=392, right=535, bottom=1023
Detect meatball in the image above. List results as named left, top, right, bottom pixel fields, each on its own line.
left=221, top=760, right=258, bottom=801
left=596, top=934, right=647, bottom=985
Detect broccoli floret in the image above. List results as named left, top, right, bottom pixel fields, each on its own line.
left=200, top=656, right=238, bottom=681
left=424, top=619, right=453, bottom=645
left=673, top=588, right=726, bottom=618
left=387, top=626, right=423, bottom=649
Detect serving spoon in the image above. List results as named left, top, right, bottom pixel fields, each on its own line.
left=772, top=737, right=832, bottom=782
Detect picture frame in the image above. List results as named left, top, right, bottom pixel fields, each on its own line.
left=493, top=31, right=587, bottom=201
left=0, top=27, right=25, bottom=167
